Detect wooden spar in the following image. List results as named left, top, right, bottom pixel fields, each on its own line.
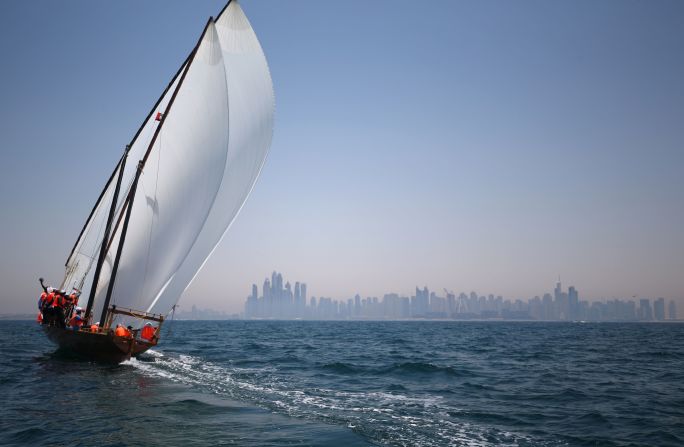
left=110, top=306, right=165, bottom=323
left=216, top=0, right=233, bottom=22
left=99, top=161, right=142, bottom=327
left=84, top=145, right=129, bottom=322
left=140, top=17, right=214, bottom=167
left=98, top=18, right=215, bottom=326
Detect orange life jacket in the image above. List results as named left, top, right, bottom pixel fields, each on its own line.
left=46, top=292, right=55, bottom=307
left=69, top=315, right=84, bottom=327
left=36, top=313, right=43, bottom=323
left=141, top=325, right=155, bottom=340
left=52, top=294, right=64, bottom=308
left=39, top=292, right=47, bottom=306
left=70, top=294, right=79, bottom=307
left=114, top=326, right=128, bottom=337
left=90, top=324, right=99, bottom=333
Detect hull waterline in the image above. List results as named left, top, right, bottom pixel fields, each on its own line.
left=43, top=326, right=155, bottom=363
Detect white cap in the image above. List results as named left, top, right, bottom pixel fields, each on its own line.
left=145, top=322, right=152, bottom=326
left=47, top=287, right=54, bottom=293
left=75, top=307, right=83, bottom=312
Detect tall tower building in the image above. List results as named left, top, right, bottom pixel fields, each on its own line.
left=276, top=273, right=283, bottom=296
left=639, top=299, right=652, bottom=321
left=654, top=298, right=665, bottom=321
left=568, top=286, right=579, bottom=320
left=263, top=279, right=271, bottom=300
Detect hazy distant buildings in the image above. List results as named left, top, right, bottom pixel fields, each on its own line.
left=639, top=299, right=653, bottom=321
left=653, top=298, right=665, bottom=321
left=244, top=272, right=680, bottom=323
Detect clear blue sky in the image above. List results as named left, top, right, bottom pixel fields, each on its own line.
left=1, top=0, right=682, bottom=314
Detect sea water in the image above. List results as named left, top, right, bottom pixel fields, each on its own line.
left=1, top=320, right=682, bottom=446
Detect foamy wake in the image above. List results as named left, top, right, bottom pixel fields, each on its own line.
left=125, top=351, right=538, bottom=447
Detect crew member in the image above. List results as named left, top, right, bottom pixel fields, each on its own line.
left=43, top=287, right=56, bottom=326
left=52, top=290, right=66, bottom=328
left=38, top=291, right=47, bottom=311
left=68, top=310, right=84, bottom=331
left=114, top=324, right=130, bottom=337
left=140, top=322, right=157, bottom=341
left=90, top=322, right=100, bottom=333
left=37, top=290, right=48, bottom=325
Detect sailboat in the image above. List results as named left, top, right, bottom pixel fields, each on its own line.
left=41, top=0, right=274, bottom=363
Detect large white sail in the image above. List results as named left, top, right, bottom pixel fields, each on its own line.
left=147, top=0, right=274, bottom=315
left=91, top=21, right=230, bottom=322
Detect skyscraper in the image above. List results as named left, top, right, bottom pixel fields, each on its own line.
left=568, top=286, right=579, bottom=320
left=638, top=299, right=652, bottom=321
left=653, top=298, right=665, bottom=321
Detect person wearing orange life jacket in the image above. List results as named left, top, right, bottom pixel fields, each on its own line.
left=64, top=290, right=80, bottom=319
left=68, top=309, right=84, bottom=331
left=51, top=291, right=67, bottom=329
left=38, top=291, right=47, bottom=310
left=43, top=287, right=56, bottom=326
left=140, top=322, right=157, bottom=341
left=37, top=291, right=48, bottom=325
left=114, top=324, right=131, bottom=338
left=69, top=291, right=80, bottom=313
left=90, top=322, right=100, bottom=333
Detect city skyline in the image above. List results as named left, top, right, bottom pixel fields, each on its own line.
left=244, top=271, right=679, bottom=321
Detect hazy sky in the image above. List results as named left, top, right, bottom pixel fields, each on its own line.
left=1, top=0, right=682, bottom=315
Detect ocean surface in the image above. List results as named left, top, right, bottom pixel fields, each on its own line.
left=1, top=320, right=683, bottom=446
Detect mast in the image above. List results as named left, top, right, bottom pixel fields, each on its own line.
left=99, top=18, right=215, bottom=326
left=99, top=162, right=142, bottom=327
left=84, top=145, right=129, bottom=322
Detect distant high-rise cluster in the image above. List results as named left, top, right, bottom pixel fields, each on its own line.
left=244, top=272, right=679, bottom=322
left=244, top=271, right=308, bottom=319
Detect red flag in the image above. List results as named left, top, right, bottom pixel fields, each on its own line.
left=155, top=112, right=163, bottom=121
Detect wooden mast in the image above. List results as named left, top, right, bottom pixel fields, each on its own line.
left=98, top=18, right=215, bottom=327
left=83, top=145, right=129, bottom=322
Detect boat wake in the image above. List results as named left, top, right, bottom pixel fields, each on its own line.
left=124, top=350, right=542, bottom=447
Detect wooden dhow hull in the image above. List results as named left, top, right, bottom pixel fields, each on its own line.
left=43, top=326, right=155, bottom=363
